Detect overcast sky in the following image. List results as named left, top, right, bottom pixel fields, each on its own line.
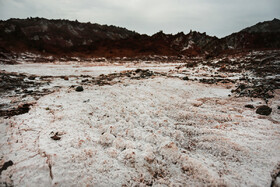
left=0, top=0, right=279, bottom=37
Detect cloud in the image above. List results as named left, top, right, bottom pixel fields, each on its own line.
left=0, top=0, right=279, bottom=37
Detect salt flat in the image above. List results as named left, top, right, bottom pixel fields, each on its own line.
left=1, top=60, right=280, bottom=186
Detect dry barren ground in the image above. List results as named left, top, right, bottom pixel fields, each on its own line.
left=0, top=58, right=280, bottom=186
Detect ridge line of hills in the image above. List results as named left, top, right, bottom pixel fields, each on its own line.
left=0, top=17, right=279, bottom=58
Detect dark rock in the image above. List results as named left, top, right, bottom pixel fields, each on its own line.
left=28, top=76, right=36, bottom=80
left=75, top=86, right=84, bottom=92
left=51, top=132, right=61, bottom=140
left=23, top=90, right=33, bottom=94
left=183, top=76, right=189, bottom=81
left=199, top=78, right=216, bottom=84
left=239, top=84, right=246, bottom=90
left=135, top=69, right=141, bottom=73
left=131, top=69, right=154, bottom=79
left=245, top=104, right=254, bottom=109
left=256, top=105, right=272, bottom=116
left=278, top=106, right=280, bottom=110
left=0, top=160, right=13, bottom=175
left=83, top=99, right=90, bottom=103
left=185, top=61, right=197, bottom=68
left=51, top=135, right=61, bottom=140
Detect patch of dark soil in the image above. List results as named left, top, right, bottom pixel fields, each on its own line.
left=82, top=69, right=162, bottom=87
left=231, top=79, right=279, bottom=99
left=209, top=50, right=280, bottom=76
left=0, top=103, right=33, bottom=117
left=199, top=78, right=218, bottom=84
left=131, top=69, right=154, bottom=79
left=199, top=78, right=235, bottom=84
left=0, top=71, right=53, bottom=117
left=0, top=73, right=26, bottom=92
left=0, top=160, right=13, bottom=175
left=0, top=71, right=46, bottom=93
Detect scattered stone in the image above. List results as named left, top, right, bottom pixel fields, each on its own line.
left=231, top=79, right=277, bottom=99
left=75, top=86, right=84, bottom=92
left=245, top=104, right=254, bottom=109
left=185, top=61, right=197, bottom=68
left=50, top=132, right=61, bottom=140
left=28, top=76, right=36, bottom=80
left=132, top=69, right=154, bottom=79
left=256, top=105, right=272, bottom=116
left=199, top=78, right=216, bottom=84
left=135, top=69, right=141, bottom=73
left=96, top=80, right=110, bottom=86
left=83, top=99, right=90, bottom=103
left=0, top=160, right=13, bottom=175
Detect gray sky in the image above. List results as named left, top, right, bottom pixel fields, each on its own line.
left=0, top=0, right=279, bottom=37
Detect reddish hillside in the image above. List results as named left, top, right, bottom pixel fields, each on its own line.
left=0, top=17, right=279, bottom=57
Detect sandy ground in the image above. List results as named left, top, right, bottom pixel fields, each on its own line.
left=0, top=62, right=280, bottom=186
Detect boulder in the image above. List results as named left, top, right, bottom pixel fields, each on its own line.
left=75, top=86, right=84, bottom=92
left=256, top=105, right=272, bottom=116
left=245, top=104, right=254, bottom=109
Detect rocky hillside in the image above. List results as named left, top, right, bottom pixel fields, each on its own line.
left=241, top=18, right=280, bottom=33
left=214, top=18, right=280, bottom=55
left=0, top=17, right=138, bottom=55
left=0, top=17, right=279, bottom=57
left=92, top=31, right=218, bottom=57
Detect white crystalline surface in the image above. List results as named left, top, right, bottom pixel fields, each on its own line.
left=1, top=63, right=280, bottom=186
left=0, top=62, right=179, bottom=77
